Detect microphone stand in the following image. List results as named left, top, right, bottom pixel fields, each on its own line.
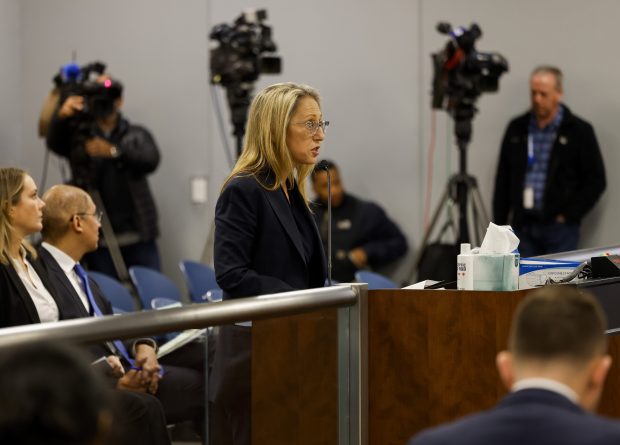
left=326, top=167, right=332, bottom=286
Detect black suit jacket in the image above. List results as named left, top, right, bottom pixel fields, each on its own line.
left=214, top=172, right=326, bottom=298
left=409, top=388, right=620, bottom=445
left=37, top=246, right=127, bottom=359
left=493, top=105, right=606, bottom=227
left=0, top=252, right=66, bottom=328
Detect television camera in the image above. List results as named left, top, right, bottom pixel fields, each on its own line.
left=431, top=22, right=508, bottom=142
left=209, top=9, right=281, bottom=156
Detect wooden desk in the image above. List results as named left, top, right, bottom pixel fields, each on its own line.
left=252, top=288, right=620, bottom=445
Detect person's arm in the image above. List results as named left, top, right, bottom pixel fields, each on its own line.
left=113, top=125, right=161, bottom=175
left=561, top=122, right=606, bottom=222
left=215, top=179, right=295, bottom=297
left=45, top=96, right=84, bottom=158
left=493, top=122, right=514, bottom=225
left=357, top=203, right=408, bottom=268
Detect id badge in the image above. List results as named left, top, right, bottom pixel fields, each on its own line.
left=523, top=186, right=534, bottom=209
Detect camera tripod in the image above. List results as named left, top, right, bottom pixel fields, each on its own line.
left=409, top=107, right=490, bottom=282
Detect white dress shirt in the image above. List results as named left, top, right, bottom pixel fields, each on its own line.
left=512, top=377, right=578, bottom=404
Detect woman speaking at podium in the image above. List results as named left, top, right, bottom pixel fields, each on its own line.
left=212, top=82, right=328, bottom=444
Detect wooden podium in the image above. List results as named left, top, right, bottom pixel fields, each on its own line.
left=252, top=288, right=620, bottom=445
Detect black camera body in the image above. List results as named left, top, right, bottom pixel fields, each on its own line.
left=55, top=61, right=123, bottom=121
left=431, top=23, right=508, bottom=113
left=209, top=9, right=281, bottom=87
left=51, top=61, right=123, bottom=188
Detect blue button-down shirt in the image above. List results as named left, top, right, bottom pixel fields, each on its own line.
left=526, top=105, right=564, bottom=210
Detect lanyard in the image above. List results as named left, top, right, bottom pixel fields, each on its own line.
left=527, top=135, right=535, bottom=167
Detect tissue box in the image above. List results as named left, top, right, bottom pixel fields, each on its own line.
left=472, top=253, right=519, bottom=291
left=519, top=258, right=582, bottom=289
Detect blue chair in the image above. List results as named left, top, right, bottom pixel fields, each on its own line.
left=128, top=266, right=183, bottom=310
left=204, top=288, right=223, bottom=302
left=354, top=270, right=399, bottom=290
left=179, top=260, right=221, bottom=303
left=88, top=271, right=137, bottom=313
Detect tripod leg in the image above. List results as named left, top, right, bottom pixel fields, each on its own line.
left=470, top=185, right=490, bottom=243
left=408, top=185, right=454, bottom=282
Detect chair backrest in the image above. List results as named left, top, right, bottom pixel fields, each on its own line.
left=128, top=266, right=183, bottom=310
left=354, top=270, right=399, bottom=290
left=87, top=271, right=137, bottom=313
left=204, top=288, right=223, bottom=302
left=179, top=260, right=220, bottom=303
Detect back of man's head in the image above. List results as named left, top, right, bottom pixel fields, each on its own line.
left=509, top=286, right=606, bottom=366
left=498, top=286, right=611, bottom=411
left=42, top=184, right=91, bottom=243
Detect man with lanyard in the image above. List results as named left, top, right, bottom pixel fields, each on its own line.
left=493, top=66, right=606, bottom=257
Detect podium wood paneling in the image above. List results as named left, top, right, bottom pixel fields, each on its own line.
left=368, top=289, right=620, bottom=445
left=251, top=288, right=620, bottom=445
left=252, top=309, right=339, bottom=445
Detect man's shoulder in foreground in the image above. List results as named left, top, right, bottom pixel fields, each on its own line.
left=408, top=389, right=620, bottom=445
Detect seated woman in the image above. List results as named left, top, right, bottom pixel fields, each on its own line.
left=0, top=167, right=172, bottom=445
left=0, top=167, right=60, bottom=326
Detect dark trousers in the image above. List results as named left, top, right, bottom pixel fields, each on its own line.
left=85, top=240, right=161, bottom=279
left=209, top=325, right=251, bottom=445
left=516, top=221, right=580, bottom=258
left=157, top=341, right=208, bottom=442
left=108, top=390, right=171, bottom=445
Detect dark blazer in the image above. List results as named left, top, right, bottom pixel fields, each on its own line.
left=0, top=252, right=66, bottom=328
left=37, top=246, right=206, bottom=429
left=214, top=172, right=327, bottom=298
left=493, top=105, right=606, bottom=227
left=36, top=246, right=117, bottom=359
left=409, top=388, right=620, bottom=445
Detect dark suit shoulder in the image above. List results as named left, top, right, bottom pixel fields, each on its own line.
left=409, top=390, right=620, bottom=445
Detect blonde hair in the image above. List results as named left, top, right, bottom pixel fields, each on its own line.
left=0, top=168, right=35, bottom=265
left=222, top=82, right=321, bottom=206
left=42, top=185, right=92, bottom=243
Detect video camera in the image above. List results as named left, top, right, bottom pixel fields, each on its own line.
left=53, top=61, right=123, bottom=120
left=209, top=9, right=281, bottom=86
left=431, top=23, right=508, bottom=113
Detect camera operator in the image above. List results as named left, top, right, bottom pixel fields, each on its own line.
left=46, top=73, right=162, bottom=277
left=493, top=66, right=606, bottom=257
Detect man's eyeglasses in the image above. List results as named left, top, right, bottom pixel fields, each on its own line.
left=71, top=210, right=103, bottom=223
left=293, top=120, right=330, bottom=136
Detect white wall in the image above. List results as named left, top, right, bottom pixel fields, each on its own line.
left=20, top=0, right=211, bottom=287
left=0, top=0, right=22, bottom=166
left=12, top=0, right=620, bottom=287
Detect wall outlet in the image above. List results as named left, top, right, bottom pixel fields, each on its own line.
left=190, top=176, right=208, bottom=204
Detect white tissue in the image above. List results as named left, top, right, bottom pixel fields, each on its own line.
left=479, top=222, right=520, bottom=254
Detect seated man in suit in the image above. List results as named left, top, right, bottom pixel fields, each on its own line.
left=311, top=160, right=408, bottom=282
left=38, top=184, right=206, bottom=443
left=409, top=285, right=620, bottom=445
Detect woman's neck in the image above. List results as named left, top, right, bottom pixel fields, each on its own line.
left=8, top=238, right=23, bottom=260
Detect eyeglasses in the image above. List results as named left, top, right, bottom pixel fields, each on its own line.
left=293, top=120, right=330, bottom=136
left=71, top=210, right=103, bottom=223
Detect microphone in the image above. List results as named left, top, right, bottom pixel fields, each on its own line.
left=317, top=160, right=333, bottom=286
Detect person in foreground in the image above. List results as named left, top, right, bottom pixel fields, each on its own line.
left=0, top=341, right=111, bottom=445
left=408, top=285, right=620, bottom=445
left=213, top=82, right=328, bottom=444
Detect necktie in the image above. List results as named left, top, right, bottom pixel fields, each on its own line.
left=73, top=263, right=134, bottom=366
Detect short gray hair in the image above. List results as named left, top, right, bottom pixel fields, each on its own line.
left=531, top=65, right=563, bottom=92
